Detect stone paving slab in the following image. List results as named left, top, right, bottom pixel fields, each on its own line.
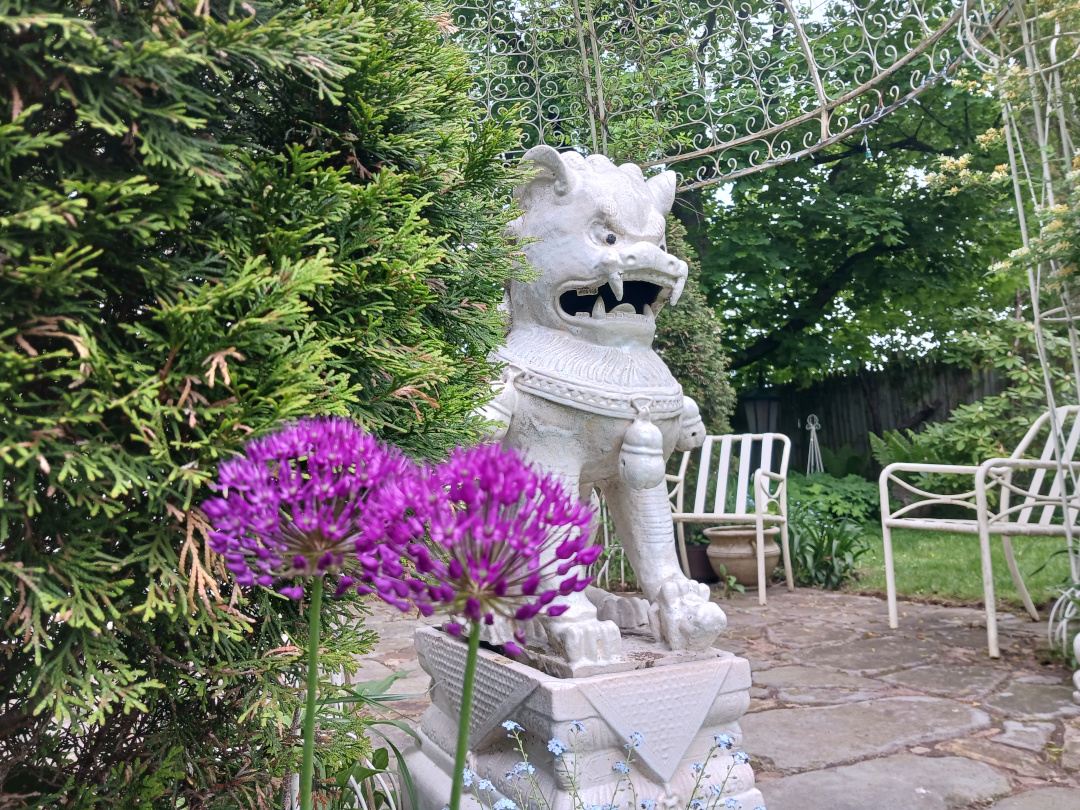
left=741, top=697, right=989, bottom=772
left=935, top=737, right=1057, bottom=779
left=997, top=720, right=1056, bottom=752
left=881, top=664, right=1007, bottom=697
left=790, top=635, right=942, bottom=675
left=757, top=753, right=1010, bottom=810
left=985, top=681, right=1080, bottom=719
left=988, top=786, right=1080, bottom=809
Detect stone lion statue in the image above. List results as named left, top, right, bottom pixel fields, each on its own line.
left=480, top=146, right=726, bottom=669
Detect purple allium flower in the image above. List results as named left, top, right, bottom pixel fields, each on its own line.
left=384, top=444, right=599, bottom=646
left=202, top=417, right=407, bottom=599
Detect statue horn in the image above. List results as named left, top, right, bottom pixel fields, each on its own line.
left=521, top=145, right=579, bottom=199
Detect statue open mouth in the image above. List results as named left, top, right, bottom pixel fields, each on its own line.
left=558, top=280, right=667, bottom=321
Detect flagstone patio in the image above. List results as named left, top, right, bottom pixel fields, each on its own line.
left=353, top=588, right=1080, bottom=810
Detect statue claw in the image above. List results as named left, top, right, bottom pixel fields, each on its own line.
left=656, top=578, right=727, bottom=651
left=542, top=616, right=622, bottom=668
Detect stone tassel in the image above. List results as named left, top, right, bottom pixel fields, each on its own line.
left=618, top=398, right=666, bottom=490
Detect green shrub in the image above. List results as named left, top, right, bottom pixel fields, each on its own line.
left=655, top=219, right=736, bottom=434
left=870, top=312, right=1074, bottom=477
left=786, top=472, right=880, bottom=523
left=0, top=0, right=519, bottom=805
left=785, top=512, right=871, bottom=590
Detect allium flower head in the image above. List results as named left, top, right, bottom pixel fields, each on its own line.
left=390, top=444, right=599, bottom=650
left=203, top=417, right=407, bottom=599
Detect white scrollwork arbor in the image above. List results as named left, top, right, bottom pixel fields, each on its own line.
left=452, top=0, right=979, bottom=190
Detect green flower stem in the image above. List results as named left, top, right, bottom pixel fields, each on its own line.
left=449, top=621, right=481, bottom=810
left=300, top=576, right=324, bottom=810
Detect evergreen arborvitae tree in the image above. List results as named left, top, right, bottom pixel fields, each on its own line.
left=655, top=218, right=736, bottom=434
left=0, top=0, right=520, bottom=805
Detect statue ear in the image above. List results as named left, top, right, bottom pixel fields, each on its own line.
left=645, top=170, right=677, bottom=214
left=521, top=145, right=579, bottom=201
left=618, top=162, right=645, bottom=183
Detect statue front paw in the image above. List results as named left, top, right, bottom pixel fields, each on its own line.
left=656, top=578, right=727, bottom=651
left=587, top=586, right=661, bottom=641
left=543, top=616, right=623, bottom=668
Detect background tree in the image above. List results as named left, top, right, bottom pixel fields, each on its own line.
left=675, top=76, right=1022, bottom=389
left=0, top=0, right=520, bottom=806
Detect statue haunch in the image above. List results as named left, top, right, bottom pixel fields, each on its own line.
left=480, top=146, right=726, bottom=669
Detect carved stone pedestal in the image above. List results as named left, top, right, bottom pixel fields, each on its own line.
left=403, top=626, right=764, bottom=810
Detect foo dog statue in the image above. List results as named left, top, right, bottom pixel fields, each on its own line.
left=482, top=146, right=726, bottom=670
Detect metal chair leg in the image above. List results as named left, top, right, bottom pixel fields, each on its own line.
left=1001, top=535, right=1040, bottom=621
left=882, top=524, right=899, bottom=629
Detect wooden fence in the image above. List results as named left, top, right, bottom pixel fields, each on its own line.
left=730, top=360, right=1004, bottom=477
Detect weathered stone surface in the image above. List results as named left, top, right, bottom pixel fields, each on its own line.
left=989, top=787, right=1080, bottom=809
left=753, top=666, right=882, bottom=690
left=775, top=686, right=885, bottom=705
left=741, top=697, right=989, bottom=771
left=935, top=737, right=1056, bottom=779
left=986, top=681, right=1080, bottom=719
left=793, top=636, right=941, bottom=675
left=765, top=623, right=859, bottom=648
left=882, top=664, right=1007, bottom=697
left=1063, top=718, right=1080, bottom=772
left=757, top=754, right=1009, bottom=810
left=933, top=626, right=1009, bottom=651
left=997, top=720, right=1055, bottom=752
left=1015, top=673, right=1065, bottom=685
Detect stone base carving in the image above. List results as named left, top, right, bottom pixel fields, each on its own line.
left=403, top=626, right=763, bottom=810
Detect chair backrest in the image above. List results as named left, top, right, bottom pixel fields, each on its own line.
left=673, top=433, right=791, bottom=516
left=1006, top=406, right=1080, bottom=526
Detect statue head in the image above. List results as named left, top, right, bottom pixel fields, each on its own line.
left=507, top=146, right=687, bottom=350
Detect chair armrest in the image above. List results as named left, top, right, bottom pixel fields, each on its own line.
left=879, top=462, right=981, bottom=522
left=976, top=458, right=1080, bottom=474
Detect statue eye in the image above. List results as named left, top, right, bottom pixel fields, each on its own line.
left=605, top=233, right=617, bottom=245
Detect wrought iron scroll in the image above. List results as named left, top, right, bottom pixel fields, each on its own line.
left=957, top=1, right=1080, bottom=585
left=451, top=0, right=972, bottom=190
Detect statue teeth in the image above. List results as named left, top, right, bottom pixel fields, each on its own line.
left=578, top=286, right=598, bottom=295
left=671, top=276, right=686, bottom=306
left=591, top=297, right=607, bottom=319
left=643, top=303, right=654, bottom=320
left=609, top=273, right=624, bottom=300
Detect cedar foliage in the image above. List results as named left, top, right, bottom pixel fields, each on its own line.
left=0, top=0, right=520, bottom=805
left=654, top=218, right=735, bottom=433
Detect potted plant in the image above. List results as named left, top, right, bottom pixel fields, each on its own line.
left=703, top=526, right=781, bottom=588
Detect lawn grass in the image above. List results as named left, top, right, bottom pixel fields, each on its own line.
left=850, top=527, right=1076, bottom=609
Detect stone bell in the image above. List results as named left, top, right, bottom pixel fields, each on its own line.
left=618, top=397, right=666, bottom=490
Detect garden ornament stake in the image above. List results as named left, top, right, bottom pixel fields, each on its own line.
left=478, top=145, right=719, bottom=668
left=806, top=414, right=824, bottom=475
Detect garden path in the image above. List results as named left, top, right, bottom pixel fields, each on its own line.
left=353, top=589, right=1080, bottom=810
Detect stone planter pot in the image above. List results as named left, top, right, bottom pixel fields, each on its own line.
left=703, top=526, right=781, bottom=588
left=684, top=544, right=719, bottom=584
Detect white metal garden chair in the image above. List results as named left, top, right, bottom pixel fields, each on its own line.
left=879, top=405, right=1080, bottom=658
left=669, top=433, right=795, bottom=606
